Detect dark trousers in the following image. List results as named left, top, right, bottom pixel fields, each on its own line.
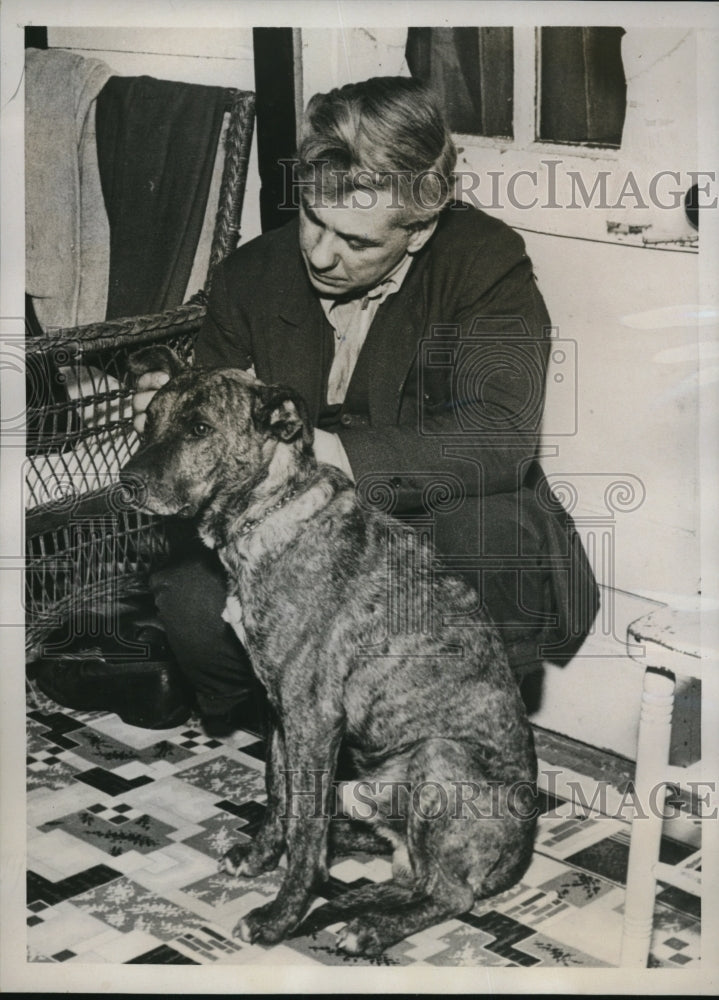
left=150, top=488, right=557, bottom=715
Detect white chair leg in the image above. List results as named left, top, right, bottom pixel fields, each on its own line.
left=620, top=667, right=675, bottom=967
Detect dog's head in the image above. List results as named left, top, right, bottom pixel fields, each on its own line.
left=121, top=346, right=314, bottom=518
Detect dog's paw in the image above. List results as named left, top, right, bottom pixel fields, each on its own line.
left=222, top=842, right=268, bottom=878
left=233, top=902, right=291, bottom=946
left=235, top=917, right=256, bottom=943
left=336, top=918, right=384, bottom=956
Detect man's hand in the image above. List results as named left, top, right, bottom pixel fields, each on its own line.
left=132, top=370, right=170, bottom=435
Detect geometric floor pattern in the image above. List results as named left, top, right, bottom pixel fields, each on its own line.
left=27, top=696, right=702, bottom=969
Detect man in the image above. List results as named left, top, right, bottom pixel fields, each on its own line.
left=56, top=77, right=600, bottom=732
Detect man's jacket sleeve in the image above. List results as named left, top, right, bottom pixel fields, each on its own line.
left=194, top=261, right=255, bottom=371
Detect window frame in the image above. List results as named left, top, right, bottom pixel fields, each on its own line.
left=453, top=27, right=624, bottom=162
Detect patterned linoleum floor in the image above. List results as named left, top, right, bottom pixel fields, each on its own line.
left=26, top=695, right=702, bottom=969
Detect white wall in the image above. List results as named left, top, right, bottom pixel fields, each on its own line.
left=299, top=27, right=409, bottom=107
left=528, top=231, right=700, bottom=599
left=524, top=228, right=703, bottom=756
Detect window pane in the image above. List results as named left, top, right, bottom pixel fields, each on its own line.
left=406, top=27, right=513, bottom=138
left=539, top=27, right=626, bottom=147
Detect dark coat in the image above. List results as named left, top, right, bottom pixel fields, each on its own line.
left=196, top=203, right=599, bottom=663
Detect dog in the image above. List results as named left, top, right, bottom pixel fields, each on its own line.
left=122, top=345, right=538, bottom=956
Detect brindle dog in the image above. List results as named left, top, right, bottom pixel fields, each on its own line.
left=122, top=345, right=537, bottom=956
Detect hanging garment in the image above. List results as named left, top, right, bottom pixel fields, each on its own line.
left=95, top=75, right=228, bottom=319
left=25, top=47, right=113, bottom=330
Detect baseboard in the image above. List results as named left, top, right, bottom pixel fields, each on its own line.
left=532, top=724, right=703, bottom=849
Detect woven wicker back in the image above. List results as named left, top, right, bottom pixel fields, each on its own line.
left=25, top=87, right=256, bottom=656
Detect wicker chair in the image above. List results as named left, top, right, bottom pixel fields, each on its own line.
left=25, top=85, right=255, bottom=663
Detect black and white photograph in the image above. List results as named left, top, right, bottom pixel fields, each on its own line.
left=1, top=0, right=717, bottom=993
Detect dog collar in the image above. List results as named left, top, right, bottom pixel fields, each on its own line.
left=237, top=488, right=297, bottom=538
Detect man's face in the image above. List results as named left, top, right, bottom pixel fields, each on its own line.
left=298, top=186, right=431, bottom=298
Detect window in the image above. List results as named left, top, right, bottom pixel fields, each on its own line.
left=406, top=27, right=513, bottom=139
left=406, top=26, right=627, bottom=149
left=538, top=27, right=626, bottom=147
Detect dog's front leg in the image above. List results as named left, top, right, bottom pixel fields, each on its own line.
left=236, top=717, right=341, bottom=945
left=224, top=716, right=288, bottom=877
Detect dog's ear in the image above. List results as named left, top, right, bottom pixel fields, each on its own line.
left=127, top=345, right=185, bottom=383
left=254, top=385, right=314, bottom=448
